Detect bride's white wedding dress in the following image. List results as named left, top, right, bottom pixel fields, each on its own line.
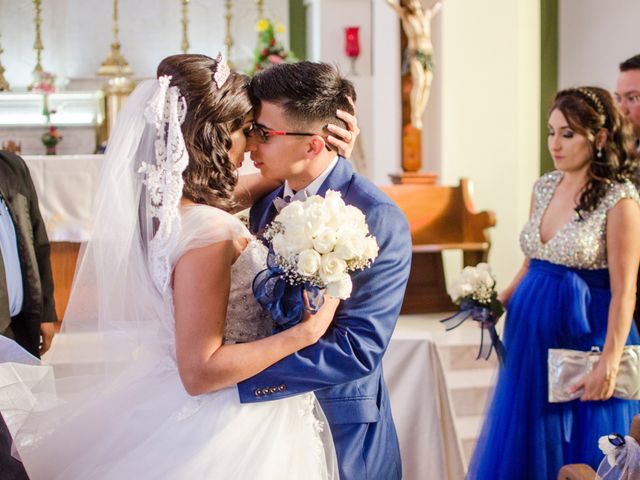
left=0, top=205, right=337, bottom=479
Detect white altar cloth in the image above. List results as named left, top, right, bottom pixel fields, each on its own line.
left=23, top=154, right=103, bottom=242
left=385, top=320, right=466, bottom=480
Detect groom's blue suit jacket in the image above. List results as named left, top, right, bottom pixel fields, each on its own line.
left=238, top=158, right=412, bottom=480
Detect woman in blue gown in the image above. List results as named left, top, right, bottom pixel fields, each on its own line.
left=468, top=87, right=640, bottom=479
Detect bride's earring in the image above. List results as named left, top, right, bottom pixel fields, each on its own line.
left=596, top=148, right=603, bottom=158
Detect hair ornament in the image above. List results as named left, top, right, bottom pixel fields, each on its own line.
left=212, top=53, right=230, bottom=89
left=572, top=87, right=607, bottom=126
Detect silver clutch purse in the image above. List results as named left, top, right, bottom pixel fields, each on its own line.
left=548, top=346, right=640, bottom=403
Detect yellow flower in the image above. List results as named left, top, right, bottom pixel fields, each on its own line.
left=256, top=19, right=269, bottom=32
left=276, top=22, right=285, bottom=34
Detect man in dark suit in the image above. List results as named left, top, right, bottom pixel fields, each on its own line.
left=616, top=55, right=640, bottom=333
left=238, top=62, right=412, bottom=480
left=0, top=150, right=57, bottom=479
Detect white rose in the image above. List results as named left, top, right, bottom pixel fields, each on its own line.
left=305, top=202, right=331, bottom=237
left=276, top=200, right=304, bottom=221
left=272, top=233, right=289, bottom=257
left=313, top=228, right=338, bottom=254
left=363, top=236, right=379, bottom=261
left=297, top=249, right=322, bottom=276
left=460, top=266, right=477, bottom=281
left=459, top=282, right=473, bottom=297
left=303, top=195, right=324, bottom=207
left=479, top=270, right=494, bottom=288
left=283, top=224, right=314, bottom=254
left=319, top=253, right=348, bottom=284
left=324, top=190, right=347, bottom=228
left=334, top=230, right=366, bottom=260
left=344, top=205, right=369, bottom=235
left=326, top=274, right=353, bottom=299
left=449, top=282, right=462, bottom=301
left=278, top=201, right=305, bottom=226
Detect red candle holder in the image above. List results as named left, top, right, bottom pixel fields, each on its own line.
left=345, top=26, right=360, bottom=75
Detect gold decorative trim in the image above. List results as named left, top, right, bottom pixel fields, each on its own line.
left=224, top=0, right=233, bottom=63
left=0, top=32, right=9, bottom=91
left=97, top=0, right=133, bottom=77
left=32, top=0, right=43, bottom=75
left=181, top=0, right=190, bottom=54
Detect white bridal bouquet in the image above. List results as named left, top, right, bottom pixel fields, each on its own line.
left=442, top=263, right=506, bottom=363
left=262, top=190, right=379, bottom=299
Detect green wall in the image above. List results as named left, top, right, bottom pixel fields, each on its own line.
left=289, top=0, right=307, bottom=60
left=540, top=0, right=558, bottom=174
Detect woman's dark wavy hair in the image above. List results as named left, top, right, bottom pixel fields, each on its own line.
left=550, top=86, right=638, bottom=215
left=157, top=54, right=252, bottom=210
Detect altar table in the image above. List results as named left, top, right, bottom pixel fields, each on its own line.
left=385, top=319, right=465, bottom=480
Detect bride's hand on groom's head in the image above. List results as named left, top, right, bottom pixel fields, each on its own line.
left=326, top=97, right=360, bottom=158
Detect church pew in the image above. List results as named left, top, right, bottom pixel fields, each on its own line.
left=380, top=179, right=496, bottom=314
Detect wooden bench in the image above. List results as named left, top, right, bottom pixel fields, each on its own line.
left=50, top=242, right=81, bottom=326
left=380, top=178, right=496, bottom=314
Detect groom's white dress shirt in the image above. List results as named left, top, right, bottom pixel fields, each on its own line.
left=283, top=156, right=339, bottom=200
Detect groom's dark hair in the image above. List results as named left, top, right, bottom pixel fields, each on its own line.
left=249, top=62, right=356, bottom=130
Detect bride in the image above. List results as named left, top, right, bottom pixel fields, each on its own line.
left=0, top=54, right=350, bottom=479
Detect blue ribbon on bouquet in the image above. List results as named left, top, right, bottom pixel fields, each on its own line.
left=252, top=249, right=325, bottom=333
left=440, top=298, right=506, bottom=365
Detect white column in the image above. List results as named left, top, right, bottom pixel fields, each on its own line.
left=440, top=0, right=540, bottom=288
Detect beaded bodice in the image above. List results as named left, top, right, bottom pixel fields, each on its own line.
left=519, top=171, right=640, bottom=269
left=224, top=239, right=272, bottom=343
left=169, top=206, right=272, bottom=345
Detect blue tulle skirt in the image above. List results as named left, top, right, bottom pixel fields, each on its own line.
left=467, top=259, right=640, bottom=480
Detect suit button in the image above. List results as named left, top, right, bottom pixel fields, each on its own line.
left=278, top=384, right=286, bottom=392
left=269, top=387, right=278, bottom=394
left=255, top=389, right=263, bottom=397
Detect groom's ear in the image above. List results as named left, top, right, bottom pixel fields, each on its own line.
left=305, top=135, right=327, bottom=157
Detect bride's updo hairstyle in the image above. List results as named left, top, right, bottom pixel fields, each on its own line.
left=157, top=54, right=252, bottom=210
left=550, top=86, right=638, bottom=215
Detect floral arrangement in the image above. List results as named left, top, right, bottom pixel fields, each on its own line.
left=30, top=71, right=56, bottom=95
left=30, top=71, right=57, bottom=123
left=249, top=18, right=297, bottom=75
left=41, top=126, right=62, bottom=154
left=253, top=190, right=378, bottom=330
left=441, top=263, right=506, bottom=363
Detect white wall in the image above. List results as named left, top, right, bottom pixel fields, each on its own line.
left=305, top=0, right=376, bottom=179
left=559, top=0, right=640, bottom=91
left=0, top=0, right=289, bottom=87
left=438, top=0, right=540, bottom=288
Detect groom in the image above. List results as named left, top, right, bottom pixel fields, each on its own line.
left=238, top=62, right=412, bottom=480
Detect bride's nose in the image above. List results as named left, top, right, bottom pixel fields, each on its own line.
left=245, top=135, right=258, bottom=152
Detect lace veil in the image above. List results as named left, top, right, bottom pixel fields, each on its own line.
left=57, top=76, right=187, bottom=350
left=0, top=77, right=191, bottom=448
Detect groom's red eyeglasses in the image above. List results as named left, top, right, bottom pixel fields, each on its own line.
left=245, top=121, right=332, bottom=150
